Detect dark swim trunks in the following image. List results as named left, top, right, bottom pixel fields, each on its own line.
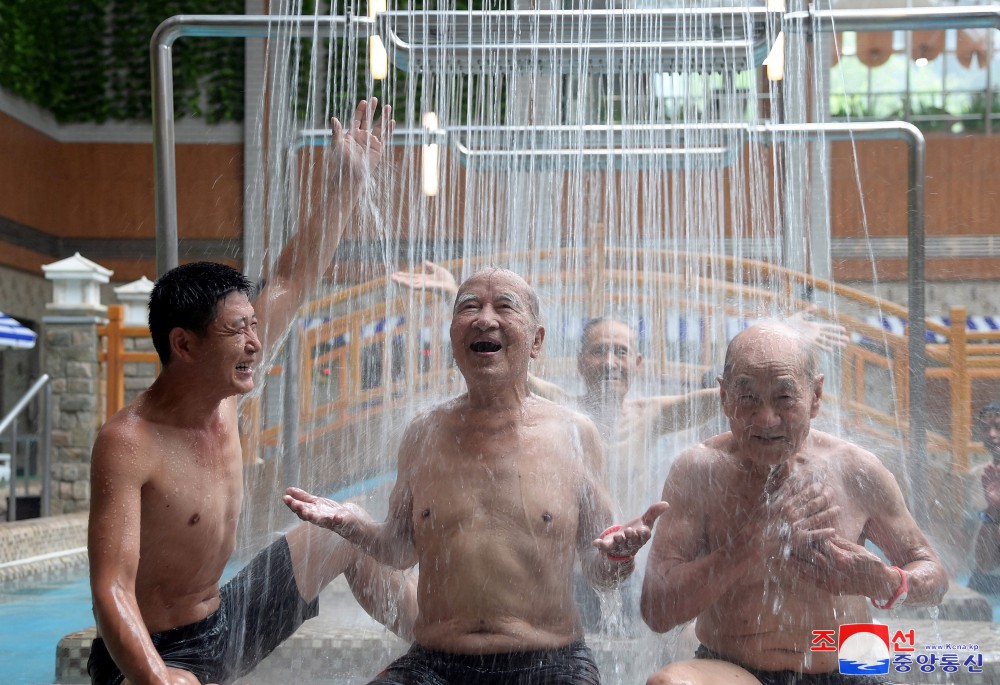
left=88, top=536, right=318, bottom=685
left=367, top=640, right=601, bottom=685
left=695, top=644, right=892, bottom=685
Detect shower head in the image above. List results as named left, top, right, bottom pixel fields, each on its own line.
left=376, top=8, right=781, bottom=75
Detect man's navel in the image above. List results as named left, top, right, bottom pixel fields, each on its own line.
left=188, top=513, right=200, bottom=526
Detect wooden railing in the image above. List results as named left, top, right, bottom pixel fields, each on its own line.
left=96, top=253, right=1000, bottom=475
left=97, top=305, right=161, bottom=422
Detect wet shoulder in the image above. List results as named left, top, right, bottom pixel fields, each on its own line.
left=663, top=433, right=736, bottom=494
left=806, top=429, right=883, bottom=470
left=804, top=430, right=898, bottom=497
left=93, top=400, right=158, bottom=462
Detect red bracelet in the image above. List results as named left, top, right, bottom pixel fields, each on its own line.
left=870, top=566, right=908, bottom=610
left=599, top=525, right=634, bottom=563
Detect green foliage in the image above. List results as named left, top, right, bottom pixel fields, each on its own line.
left=0, top=0, right=501, bottom=125
left=0, top=0, right=244, bottom=123
left=958, top=91, right=1000, bottom=131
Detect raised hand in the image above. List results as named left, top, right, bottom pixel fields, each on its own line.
left=592, top=500, right=669, bottom=561
left=771, top=480, right=840, bottom=557
left=390, top=261, right=458, bottom=299
left=730, top=479, right=838, bottom=568
left=789, top=305, right=851, bottom=353
left=787, top=535, right=895, bottom=598
left=283, top=486, right=374, bottom=544
left=330, top=97, right=395, bottom=184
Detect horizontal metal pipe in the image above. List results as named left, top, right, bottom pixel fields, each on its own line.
left=785, top=6, right=1000, bottom=33
left=150, top=14, right=367, bottom=46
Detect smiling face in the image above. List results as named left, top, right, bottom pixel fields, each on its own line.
left=449, top=269, right=543, bottom=386
left=577, top=319, right=641, bottom=399
left=720, top=325, right=823, bottom=469
left=192, top=292, right=261, bottom=397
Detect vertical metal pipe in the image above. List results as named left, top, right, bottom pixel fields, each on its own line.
left=243, top=1, right=267, bottom=280
left=7, top=422, right=16, bottom=522
left=781, top=5, right=995, bottom=524
left=150, top=14, right=364, bottom=278
left=281, top=325, right=301, bottom=490
left=746, top=121, right=926, bottom=522
left=151, top=21, right=180, bottom=276
left=41, top=380, right=52, bottom=518
left=906, top=127, right=928, bottom=525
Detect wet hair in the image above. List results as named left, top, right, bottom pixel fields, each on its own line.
left=721, top=323, right=818, bottom=385
left=148, top=262, right=255, bottom=365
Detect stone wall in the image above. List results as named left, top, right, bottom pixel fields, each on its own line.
left=43, top=318, right=101, bottom=514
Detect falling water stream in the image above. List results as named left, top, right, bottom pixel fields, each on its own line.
left=224, top=1, right=932, bottom=683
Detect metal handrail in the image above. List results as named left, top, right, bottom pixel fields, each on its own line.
left=1, top=374, right=52, bottom=521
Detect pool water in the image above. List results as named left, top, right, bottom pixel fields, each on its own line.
left=0, top=482, right=390, bottom=684
left=0, top=569, right=92, bottom=685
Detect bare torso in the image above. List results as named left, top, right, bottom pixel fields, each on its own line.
left=692, top=430, right=879, bottom=672
left=96, top=393, right=244, bottom=634
left=403, top=395, right=597, bottom=653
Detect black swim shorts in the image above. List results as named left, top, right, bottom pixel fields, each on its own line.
left=88, top=535, right=319, bottom=685
left=367, top=640, right=601, bottom=685
left=695, top=644, right=893, bottom=685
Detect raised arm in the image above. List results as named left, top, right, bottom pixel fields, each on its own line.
left=88, top=424, right=191, bottom=685
left=255, top=98, right=395, bottom=351
left=786, top=305, right=850, bottom=353
left=645, top=387, right=721, bottom=439
left=573, top=417, right=666, bottom=588
left=282, top=483, right=415, bottom=570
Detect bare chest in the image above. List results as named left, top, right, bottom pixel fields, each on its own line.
left=409, top=423, right=584, bottom=539
left=140, top=430, right=244, bottom=544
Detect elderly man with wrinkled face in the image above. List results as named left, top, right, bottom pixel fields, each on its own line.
left=641, top=322, right=947, bottom=685
left=285, top=267, right=669, bottom=685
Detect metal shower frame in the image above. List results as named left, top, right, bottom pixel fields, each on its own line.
left=150, top=6, right=1000, bottom=525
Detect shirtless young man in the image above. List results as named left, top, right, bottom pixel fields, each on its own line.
left=87, top=100, right=415, bottom=685
left=284, top=268, right=669, bottom=684
left=640, top=322, right=948, bottom=685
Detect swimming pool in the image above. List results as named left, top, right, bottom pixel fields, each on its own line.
left=0, top=478, right=394, bottom=685
left=0, top=569, right=92, bottom=685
